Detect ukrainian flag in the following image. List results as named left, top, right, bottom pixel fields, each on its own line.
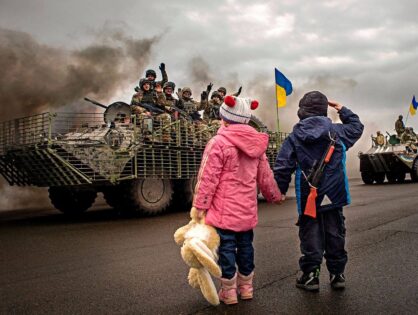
left=409, top=95, right=418, bottom=116
left=275, top=68, right=293, bottom=107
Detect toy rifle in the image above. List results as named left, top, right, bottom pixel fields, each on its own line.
left=304, top=132, right=336, bottom=218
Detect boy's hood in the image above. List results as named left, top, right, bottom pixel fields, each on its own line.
left=293, top=116, right=333, bottom=143
left=217, top=124, right=268, bottom=158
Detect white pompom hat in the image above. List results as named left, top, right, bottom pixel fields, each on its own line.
left=220, top=95, right=259, bottom=124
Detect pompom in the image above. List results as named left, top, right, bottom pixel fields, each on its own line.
left=250, top=100, right=259, bottom=110
left=224, top=95, right=236, bottom=107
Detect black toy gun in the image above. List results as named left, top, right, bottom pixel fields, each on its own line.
left=304, top=132, right=336, bottom=218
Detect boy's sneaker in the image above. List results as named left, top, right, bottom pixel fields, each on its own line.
left=296, top=268, right=320, bottom=291
left=330, top=274, right=345, bottom=290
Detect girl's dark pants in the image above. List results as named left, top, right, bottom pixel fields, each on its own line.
left=299, top=207, right=347, bottom=275
left=216, top=228, right=254, bottom=279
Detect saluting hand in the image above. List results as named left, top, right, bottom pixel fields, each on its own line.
left=328, top=100, right=343, bottom=111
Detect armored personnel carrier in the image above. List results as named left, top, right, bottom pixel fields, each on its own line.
left=0, top=101, right=287, bottom=215
left=358, top=132, right=418, bottom=184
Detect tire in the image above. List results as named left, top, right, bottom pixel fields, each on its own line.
left=361, top=172, right=374, bottom=185
left=249, top=115, right=269, bottom=132
left=374, top=172, right=385, bottom=184
left=172, top=178, right=197, bottom=211
left=49, top=186, right=97, bottom=215
left=121, top=179, right=174, bottom=216
left=411, top=159, right=418, bottom=182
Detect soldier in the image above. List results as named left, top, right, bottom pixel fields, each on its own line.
left=178, top=87, right=208, bottom=143
left=144, top=63, right=168, bottom=89
left=401, top=127, right=418, bottom=144
left=372, top=131, right=385, bottom=146
left=202, top=91, right=223, bottom=130
left=131, top=79, right=171, bottom=142
left=178, top=87, right=205, bottom=118
left=217, top=86, right=243, bottom=101
left=395, top=115, right=405, bottom=137
left=162, top=81, right=179, bottom=113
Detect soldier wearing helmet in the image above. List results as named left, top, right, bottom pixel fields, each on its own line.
left=395, top=114, right=405, bottom=137
left=162, top=81, right=183, bottom=120
left=216, top=85, right=242, bottom=101
left=401, top=127, right=418, bottom=144
left=143, top=63, right=168, bottom=90
left=131, top=79, right=166, bottom=115
left=130, top=79, right=172, bottom=142
left=373, top=131, right=385, bottom=146
left=203, top=91, right=224, bottom=129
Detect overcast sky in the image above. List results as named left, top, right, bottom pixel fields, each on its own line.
left=1, top=0, right=418, bottom=129
left=0, top=0, right=418, bottom=208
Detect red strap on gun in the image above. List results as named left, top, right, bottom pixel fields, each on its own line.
left=304, top=133, right=336, bottom=219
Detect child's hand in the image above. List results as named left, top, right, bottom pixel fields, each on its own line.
left=274, top=194, right=286, bottom=204
left=328, top=100, right=343, bottom=111
left=197, top=209, right=206, bottom=219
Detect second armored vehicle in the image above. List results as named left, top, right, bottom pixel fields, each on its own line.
left=359, top=132, right=418, bottom=184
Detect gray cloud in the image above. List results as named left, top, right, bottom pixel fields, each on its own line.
left=0, top=27, right=158, bottom=120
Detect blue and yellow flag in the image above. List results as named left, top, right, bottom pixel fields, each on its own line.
left=409, top=95, right=418, bottom=116
left=275, top=68, right=293, bottom=108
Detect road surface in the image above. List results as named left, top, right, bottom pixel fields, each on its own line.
left=1, top=179, right=417, bottom=314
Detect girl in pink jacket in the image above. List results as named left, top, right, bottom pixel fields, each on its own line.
left=193, top=95, right=281, bottom=305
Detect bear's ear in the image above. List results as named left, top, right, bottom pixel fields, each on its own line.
left=224, top=95, right=236, bottom=107
left=250, top=100, right=259, bottom=110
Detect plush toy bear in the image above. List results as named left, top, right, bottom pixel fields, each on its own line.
left=174, top=207, right=221, bottom=305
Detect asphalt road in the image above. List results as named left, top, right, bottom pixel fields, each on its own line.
left=1, top=179, right=417, bottom=315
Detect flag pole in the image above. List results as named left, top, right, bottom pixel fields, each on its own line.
left=275, top=70, right=280, bottom=132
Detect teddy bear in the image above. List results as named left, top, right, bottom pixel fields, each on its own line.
left=174, top=207, right=221, bottom=305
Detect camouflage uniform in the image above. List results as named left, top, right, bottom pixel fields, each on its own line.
left=144, top=63, right=168, bottom=90
left=162, top=81, right=183, bottom=120
left=131, top=80, right=171, bottom=142
left=395, top=115, right=405, bottom=137
left=179, top=87, right=208, bottom=144
left=372, top=131, right=385, bottom=146
left=401, top=127, right=417, bottom=144
left=202, top=91, right=222, bottom=131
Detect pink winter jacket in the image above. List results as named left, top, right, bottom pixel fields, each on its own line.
left=193, top=123, right=281, bottom=232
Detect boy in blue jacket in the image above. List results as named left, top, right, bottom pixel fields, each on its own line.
left=274, top=91, right=363, bottom=291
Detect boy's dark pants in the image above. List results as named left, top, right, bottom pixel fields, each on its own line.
left=216, top=228, right=254, bottom=279
left=299, top=207, right=347, bottom=275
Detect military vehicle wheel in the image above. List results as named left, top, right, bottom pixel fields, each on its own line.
left=172, top=178, right=197, bottom=211
left=374, top=172, right=385, bottom=184
left=49, top=187, right=97, bottom=215
left=249, top=115, right=268, bottom=132
left=361, top=172, right=374, bottom=185
left=411, top=159, right=418, bottom=182
left=123, top=179, right=173, bottom=215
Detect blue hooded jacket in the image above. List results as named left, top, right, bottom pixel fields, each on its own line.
left=274, top=107, right=364, bottom=214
